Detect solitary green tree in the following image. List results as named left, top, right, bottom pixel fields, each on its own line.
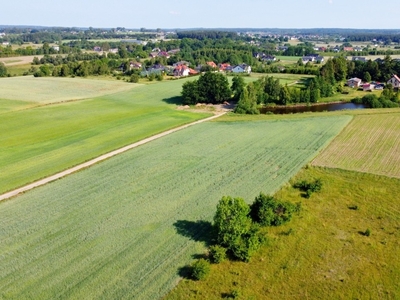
left=0, top=62, right=7, bottom=77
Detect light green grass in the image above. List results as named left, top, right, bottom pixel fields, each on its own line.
left=5, top=64, right=31, bottom=76
left=0, top=76, right=138, bottom=104
left=312, top=112, right=400, bottom=178
left=0, top=78, right=211, bottom=194
left=0, top=116, right=351, bottom=300
left=166, top=167, right=400, bottom=299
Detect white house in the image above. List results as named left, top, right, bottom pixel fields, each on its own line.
left=347, top=77, right=362, bottom=88
left=232, top=64, right=251, bottom=74
left=387, top=74, right=400, bottom=89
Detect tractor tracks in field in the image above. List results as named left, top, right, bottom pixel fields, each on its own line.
left=0, top=113, right=226, bottom=202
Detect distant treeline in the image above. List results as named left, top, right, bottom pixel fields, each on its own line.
left=176, top=30, right=238, bottom=40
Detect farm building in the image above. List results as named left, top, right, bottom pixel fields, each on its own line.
left=387, top=74, right=400, bottom=89
left=347, top=77, right=362, bottom=88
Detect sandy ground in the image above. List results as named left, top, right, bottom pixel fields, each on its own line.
left=0, top=113, right=226, bottom=202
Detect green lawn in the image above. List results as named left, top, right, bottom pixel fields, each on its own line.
left=0, top=77, right=210, bottom=194
left=166, top=167, right=400, bottom=299
left=0, top=116, right=351, bottom=299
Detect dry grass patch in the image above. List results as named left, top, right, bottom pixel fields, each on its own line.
left=312, top=112, right=400, bottom=178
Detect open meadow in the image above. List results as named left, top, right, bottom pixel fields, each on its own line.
left=0, top=77, right=210, bottom=194
left=312, top=112, right=400, bottom=178
left=166, top=166, right=400, bottom=299
left=0, top=116, right=351, bottom=299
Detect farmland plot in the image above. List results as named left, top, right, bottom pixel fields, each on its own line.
left=0, top=76, right=137, bottom=104
left=0, top=116, right=351, bottom=299
left=312, top=113, right=400, bottom=178
left=0, top=78, right=210, bottom=194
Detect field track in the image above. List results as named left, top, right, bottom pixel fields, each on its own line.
left=0, top=113, right=225, bottom=202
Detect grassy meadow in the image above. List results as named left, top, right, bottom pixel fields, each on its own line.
left=312, top=112, right=400, bottom=178
left=0, top=116, right=351, bottom=299
left=0, top=77, right=210, bottom=194
left=166, top=167, right=400, bottom=299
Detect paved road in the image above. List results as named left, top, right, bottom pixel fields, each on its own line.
left=0, top=113, right=225, bottom=202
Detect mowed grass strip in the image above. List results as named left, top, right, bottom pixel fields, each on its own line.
left=0, top=116, right=351, bottom=300
left=166, top=167, right=400, bottom=299
left=312, top=112, right=400, bottom=178
left=0, top=78, right=210, bottom=194
left=0, top=76, right=137, bottom=104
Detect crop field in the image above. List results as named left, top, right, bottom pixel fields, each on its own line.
left=167, top=167, right=400, bottom=299
left=0, top=116, right=351, bottom=299
left=0, top=76, right=137, bottom=104
left=0, top=77, right=210, bottom=194
left=312, top=112, right=400, bottom=178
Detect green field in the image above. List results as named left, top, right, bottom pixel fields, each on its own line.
left=167, top=167, right=400, bottom=299
left=312, top=113, right=400, bottom=178
left=0, top=76, right=138, bottom=104
left=0, top=116, right=351, bottom=299
left=0, top=77, right=210, bottom=194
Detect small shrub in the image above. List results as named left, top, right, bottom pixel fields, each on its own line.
left=250, top=193, right=297, bottom=226
left=348, top=205, right=359, bottom=210
left=209, top=245, right=227, bottom=264
left=191, top=258, right=210, bottom=280
left=294, top=178, right=322, bottom=198
left=130, top=74, right=139, bottom=83
left=364, top=228, right=371, bottom=237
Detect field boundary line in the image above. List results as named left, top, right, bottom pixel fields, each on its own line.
left=0, top=113, right=225, bottom=202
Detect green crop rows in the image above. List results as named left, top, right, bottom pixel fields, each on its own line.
left=0, top=78, right=210, bottom=194
left=0, top=116, right=351, bottom=299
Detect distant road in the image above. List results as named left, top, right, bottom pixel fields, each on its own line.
left=0, top=113, right=226, bottom=202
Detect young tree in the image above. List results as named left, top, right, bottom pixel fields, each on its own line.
left=231, top=75, right=245, bottom=101
left=0, top=62, right=7, bottom=77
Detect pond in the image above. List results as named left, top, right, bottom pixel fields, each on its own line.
left=259, top=102, right=367, bottom=114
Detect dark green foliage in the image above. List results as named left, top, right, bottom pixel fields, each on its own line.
left=294, top=179, right=323, bottom=198
left=130, top=74, right=139, bottom=83
left=364, top=228, right=371, bottom=237
left=250, top=193, right=299, bottom=226
left=234, top=86, right=259, bottom=114
left=181, top=72, right=231, bottom=105
left=213, top=196, right=263, bottom=262
left=209, top=245, right=227, bottom=264
left=352, top=93, right=399, bottom=108
left=191, top=258, right=210, bottom=280
left=0, top=62, right=7, bottom=77
left=231, top=75, right=245, bottom=101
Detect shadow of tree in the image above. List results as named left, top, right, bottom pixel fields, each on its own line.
left=162, top=96, right=183, bottom=105
left=173, top=220, right=215, bottom=246
left=177, top=265, right=193, bottom=279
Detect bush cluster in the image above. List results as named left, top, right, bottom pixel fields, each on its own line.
left=294, top=178, right=323, bottom=198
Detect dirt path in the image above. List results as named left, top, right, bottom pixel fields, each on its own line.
left=0, top=113, right=225, bottom=202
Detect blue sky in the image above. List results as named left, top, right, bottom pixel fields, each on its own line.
left=2, top=0, right=400, bottom=29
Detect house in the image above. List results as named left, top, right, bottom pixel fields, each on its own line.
left=93, top=46, right=102, bottom=52
left=218, top=63, right=232, bottom=71
left=347, top=77, right=362, bottom=88
left=130, top=62, right=142, bottom=69
left=387, top=74, right=400, bottom=89
left=374, top=83, right=385, bottom=90
left=109, top=48, right=118, bottom=54
left=343, top=47, right=354, bottom=52
left=232, top=64, right=251, bottom=74
left=52, top=46, right=59, bottom=51
left=173, top=65, right=190, bottom=77
left=363, top=83, right=375, bottom=91
left=262, top=55, right=276, bottom=62
left=173, top=61, right=190, bottom=67
left=158, top=51, right=170, bottom=58
left=141, top=64, right=166, bottom=76
left=352, top=56, right=367, bottom=62
left=333, top=46, right=341, bottom=52
left=354, top=46, right=363, bottom=52
left=206, top=61, right=218, bottom=69
left=149, top=52, right=159, bottom=58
